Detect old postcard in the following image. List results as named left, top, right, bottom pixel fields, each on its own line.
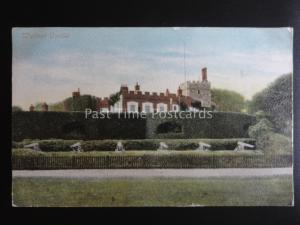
left=12, top=27, right=293, bottom=207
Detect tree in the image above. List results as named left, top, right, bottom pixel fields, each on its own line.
left=63, top=95, right=98, bottom=111
left=179, top=102, right=188, bottom=111
left=211, top=88, right=245, bottom=112
left=108, top=92, right=121, bottom=106
left=248, top=73, right=292, bottom=135
left=34, top=102, right=43, bottom=111
left=12, top=106, right=23, bottom=112
left=248, top=117, right=292, bottom=154
left=48, top=102, right=65, bottom=111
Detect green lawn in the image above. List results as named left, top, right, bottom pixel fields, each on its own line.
left=12, top=176, right=293, bottom=207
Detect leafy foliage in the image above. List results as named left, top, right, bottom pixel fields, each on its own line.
left=248, top=118, right=274, bottom=139
left=147, top=112, right=256, bottom=139
left=48, top=102, right=65, bottom=111
left=34, top=102, right=44, bottom=111
left=156, top=122, right=182, bottom=133
left=12, top=106, right=23, bottom=112
left=248, top=118, right=292, bottom=154
left=211, top=88, right=245, bottom=112
left=12, top=112, right=146, bottom=141
left=258, top=132, right=292, bottom=154
left=108, top=92, right=121, bottom=106
left=178, top=102, right=188, bottom=111
left=13, top=111, right=256, bottom=141
left=63, top=95, right=98, bottom=111
left=248, top=73, right=292, bottom=135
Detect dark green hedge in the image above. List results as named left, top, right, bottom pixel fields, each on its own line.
left=12, top=111, right=256, bottom=141
left=14, top=138, right=256, bottom=151
left=12, top=112, right=146, bottom=141
left=146, top=112, right=256, bottom=139
left=12, top=154, right=292, bottom=169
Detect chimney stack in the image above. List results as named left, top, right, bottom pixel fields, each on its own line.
left=202, top=67, right=207, bottom=81
left=42, top=102, right=48, bottom=112
left=135, top=82, right=140, bottom=92
left=165, top=89, right=170, bottom=96
left=177, top=87, right=183, bottom=96
left=120, top=85, right=128, bottom=93
left=29, top=104, right=35, bottom=112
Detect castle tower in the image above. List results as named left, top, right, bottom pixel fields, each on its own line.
left=179, top=67, right=211, bottom=107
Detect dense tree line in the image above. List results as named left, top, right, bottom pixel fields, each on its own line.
left=12, top=106, right=23, bottom=112
left=211, top=89, right=245, bottom=112
left=32, top=95, right=98, bottom=112
left=63, top=95, right=98, bottom=111
left=248, top=73, right=292, bottom=135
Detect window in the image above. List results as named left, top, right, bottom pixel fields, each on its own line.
left=127, top=101, right=138, bottom=112
left=157, top=103, right=167, bottom=112
left=145, top=105, right=151, bottom=113
left=197, top=90, right=200, bottom=94
left=130, top=105, right=136, bottom=112
left=172, top=104, right=179, bottom=111
left=142, top=102, right=153, bottom=113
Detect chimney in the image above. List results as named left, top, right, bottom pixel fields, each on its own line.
left=42, top=102, right=48, bottom=112
left=29, top=104, right=35, bottom=112
left=72, top=88, right=80, bottom=98
left=135, top=82, right=140, bottom=91
left=120, top=85, right=128, bottom=93
left=165, top=89, right=170, bottom=96
left=177, top=87, right=183, bottom=96
left=202, top=67, right=207, bottom=81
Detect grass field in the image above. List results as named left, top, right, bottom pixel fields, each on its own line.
left=12, top=175, right=293, bottom=207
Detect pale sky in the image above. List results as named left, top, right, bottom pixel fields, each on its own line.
left=12, top=27, right=293, bottom=110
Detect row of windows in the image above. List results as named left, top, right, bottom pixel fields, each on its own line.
left=127, top=102, right=179, bottom=113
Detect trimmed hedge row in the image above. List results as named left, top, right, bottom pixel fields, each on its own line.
left=12, top=111, right=256, bottom=141
left=147, top=112, right=256, bottom=139
left=13, top=138, right=256, bottom=152
left=12, top=154, right=292, bottom=169
left=12, top=112, right=146, bottom=141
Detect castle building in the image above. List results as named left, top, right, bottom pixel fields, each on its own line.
left=179, top=67, right=211, bottom=108
left=97, top=67, right=213, bottom=113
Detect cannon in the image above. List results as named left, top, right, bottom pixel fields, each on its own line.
left=157, top=142, right=169, bottom=151
left=196, top=142, right=211, bottom=151
left=115, top=141, right=125, bottom=152
left=234, top=141, right=255, bottom=151
left=70, top=142, right=82, bottom=152
left=24, top=143, right=40, bottom=151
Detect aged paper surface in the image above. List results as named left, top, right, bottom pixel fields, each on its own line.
left=12, top=27, right=293, bottom=206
